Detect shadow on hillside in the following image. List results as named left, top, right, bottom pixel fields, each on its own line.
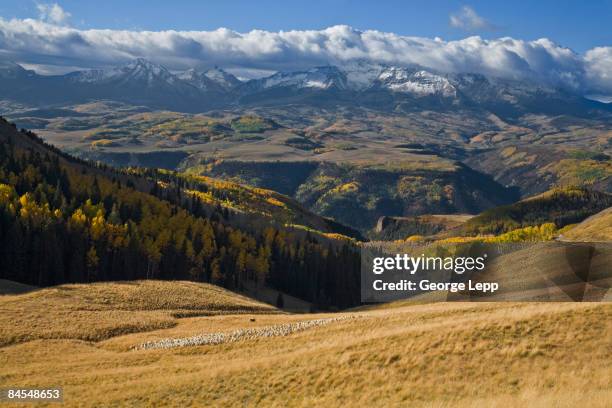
left=240, top=282, right=313, bottom=313
left=0, top=279, right=39, bottom=295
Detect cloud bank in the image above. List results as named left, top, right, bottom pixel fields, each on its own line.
left=0, top=15, right=610, bottom=94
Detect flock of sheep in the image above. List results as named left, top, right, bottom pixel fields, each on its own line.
left=134, top=316, right=357, bottom=351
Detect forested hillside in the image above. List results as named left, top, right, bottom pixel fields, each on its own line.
left=0, top=118, right=361, bottom=308
left=459, top=186, right=612, bottom=236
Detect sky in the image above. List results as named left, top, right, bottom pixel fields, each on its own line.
left=1, top=1, right=610, bottom=52
left=0, top=1, right=611, bottom=94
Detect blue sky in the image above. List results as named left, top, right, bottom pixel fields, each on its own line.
left=0, top=0, right=610, bottom=52
left=0, top=1, right=610, bottom=94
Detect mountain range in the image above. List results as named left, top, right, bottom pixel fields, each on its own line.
left=1, top=58, right=609, bottom=116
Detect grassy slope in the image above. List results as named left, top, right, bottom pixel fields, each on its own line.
left=0, top=280, right=277, bottom=347
left=562, top=207, right=612, bottom=242
left=471, top=243, right=611, bottom=301
left=0, top=291, right=610, bottom=407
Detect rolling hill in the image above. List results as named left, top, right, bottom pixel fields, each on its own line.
left=561, top=207, right=612, bottom=242
left=458, top=186, right=612, bottom=236
left=0, top=279, right=277, bottom=347
left=0, top=286, right=610, bottom=406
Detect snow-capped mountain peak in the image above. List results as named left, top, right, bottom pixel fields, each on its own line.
left=176, top=67, right=241, bottom=92
left=117, top=58, right=176, bottom=84
left=375, top=68, right=456, bottom=97
left=248, top=60, right=457, bottom=97
left=68, top=58, right=177, bottom=86
left=339, top=60, right=387, bottom=90
left=176, top=68, right=217, bottom=91
left=256, top=66, right=347, bottom=90
left=204, top=67, right=241, bottom=90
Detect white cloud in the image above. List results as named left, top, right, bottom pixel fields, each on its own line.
left=449, top=6, right=495, bottom=31
left=36, top=3, right=71, bottom=26
left=584, top=47, right=612, bottom=92
left=0, top=16, right=610, bottom=94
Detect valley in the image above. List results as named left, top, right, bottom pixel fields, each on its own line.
left=4, top=100, right=609, bottom=234
left=2, top=58, right=610, bottom=236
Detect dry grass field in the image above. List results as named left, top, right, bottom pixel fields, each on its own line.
left=562, top=207, right=612, bottom=242
left=0, top=280, right=611, bottom=407
left=0, top=281, right=276, bottom=347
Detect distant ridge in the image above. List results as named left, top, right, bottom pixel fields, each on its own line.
left=1, top=58, right=610, bottom=116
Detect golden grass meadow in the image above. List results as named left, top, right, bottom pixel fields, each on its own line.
left=1, top=280, right=611, bottom=407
